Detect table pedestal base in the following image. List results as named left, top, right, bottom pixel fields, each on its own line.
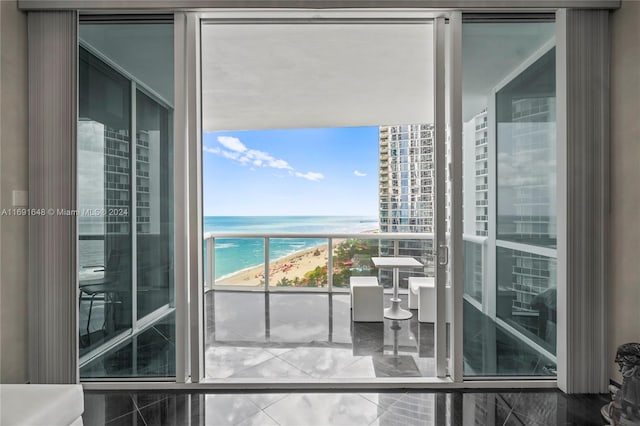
left=384, top=298, right=413, bottom=320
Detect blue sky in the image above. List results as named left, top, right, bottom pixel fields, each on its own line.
left=202, top=127, right=379, bottom=216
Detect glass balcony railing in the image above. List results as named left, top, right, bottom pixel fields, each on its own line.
left=203, top=232, right=435, bottom=291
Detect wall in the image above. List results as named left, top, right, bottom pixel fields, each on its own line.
left=610, top=0, right=640, bottom=384
left=0, top=0, right=29, bottom=383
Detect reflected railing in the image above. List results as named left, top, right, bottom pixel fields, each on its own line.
left=461, top=234, right=558, bottom=372
left=462, top=234, right=488, bottom=307
left=203, top=232, right=434, bottom=291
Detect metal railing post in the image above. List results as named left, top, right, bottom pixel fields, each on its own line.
left=206, top=236, right=215, bottom=290
left=327, top=238, right=333, bottom=292
left=264, top=237, right=270, bottom=292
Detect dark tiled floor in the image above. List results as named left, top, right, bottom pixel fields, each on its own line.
left=83, top=390, right=609, bottom=426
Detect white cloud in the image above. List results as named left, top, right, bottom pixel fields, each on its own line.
left=246, top=150, right=270, bottom=161
left=203, top=146, right=221, bottom=155
left=295, top=171, right=324, bottom=182
left=217, top=136, right=247, bottom=153
left=268, top=159, right=291, bottom=170
left=243, top=149, right=292, bottom=170
left=354, top=170, right=367, bottom=177
left=220, top=150, right=241, bottom=161
left=205, top=135, right=322, bottom=180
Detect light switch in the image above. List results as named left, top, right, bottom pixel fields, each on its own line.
left=12, top=190, right=28, bottom=207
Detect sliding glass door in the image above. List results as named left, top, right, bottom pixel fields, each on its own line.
left=77, top=20, right=175, bottom=378
left=461, top=17, right=557, bottom=377
left=78, top=47, right=133, bottom=356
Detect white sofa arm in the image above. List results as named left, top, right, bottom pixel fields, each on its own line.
left=0, top=384, right=84, bottom=426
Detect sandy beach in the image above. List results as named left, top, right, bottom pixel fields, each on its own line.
left=216, top=240, right=345, bottom=287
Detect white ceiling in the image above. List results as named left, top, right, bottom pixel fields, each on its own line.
left=201, top=22, right=434, bottom=131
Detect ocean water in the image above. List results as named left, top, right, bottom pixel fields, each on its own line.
left=204, top=216, right=379, bottom=279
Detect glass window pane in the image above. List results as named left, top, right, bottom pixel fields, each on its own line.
left=78, top=47, right=133, bottom=357
left=497, top=49, right=557, bottom=248
left=462, top=20, right=557, bottom=378
left=269, top=238, right=328, bottom=288
left=78, top=22, right=174, bottom=379
left=136, top=90, right=174, bottom=319
left=214, top=238, right=265, bottom=287
left=332, top=239, right=380, bottom=288
left=496, top=247, right=557, bottom=354
left=463, top=239, right=484, bottom=305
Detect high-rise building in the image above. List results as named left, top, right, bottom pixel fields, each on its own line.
left=503, top=96, right=557, bottom=339
left=78, top=120, right=156, bottom=238
left=378, top=124, right=435, bottom=285
left=136, top=128, right=161, bottom=234
left=379, top=124, right=435, bottom=233
left=510, top=97, right=557, bottom=243
left=474, top=110, right=489, bottom=237
left=461, top=110, right=489, bottom=304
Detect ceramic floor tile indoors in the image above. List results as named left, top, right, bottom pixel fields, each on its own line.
left=82, top=389, right=609, bottom=426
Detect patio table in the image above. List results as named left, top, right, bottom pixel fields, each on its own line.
left=371, top=256, right=423, bottom=320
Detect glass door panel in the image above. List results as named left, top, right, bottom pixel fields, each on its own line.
left=461, top=18, right=557, bottom=377
left=135, top=89, right=174, bottom=319
left=78, top=21, right=175, bottom=378
left=78, top=47, right=133, bottom=356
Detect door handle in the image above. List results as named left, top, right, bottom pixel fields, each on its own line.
left=438, top=245, right=449, bottom=266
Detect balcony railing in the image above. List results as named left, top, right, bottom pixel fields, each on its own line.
left=462, top=234, right=488, bottom=307
left=203, top=232, right=435, bottom=291
left=204, top=232, right=491, bottom=293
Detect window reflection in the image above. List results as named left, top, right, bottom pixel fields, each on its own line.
left=497, top=49, right=557, bottom=248
left=78, top=22, right=174, bottom=378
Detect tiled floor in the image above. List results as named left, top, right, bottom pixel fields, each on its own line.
left=83, top=389, right=609, bottom=425
left=80, top=292, right=601, bottom=425
left=204, top=291, right=554, bottom=379
left=205, top=291, right=433, bottom=379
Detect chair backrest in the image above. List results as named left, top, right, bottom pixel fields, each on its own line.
left=104, top=247, right=130, bottom=282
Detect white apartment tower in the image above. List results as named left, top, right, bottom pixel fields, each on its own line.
left=474, top=110, right=489, bottom=237
left=507, top=96, right=557, bottom=327
left=378, top=124, right=435, bottom=283
left=379, top=124, right=435, bottom=233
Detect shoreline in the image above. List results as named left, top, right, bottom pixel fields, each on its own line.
left=212, top=229, right=379, bottom=287
left=214, top=242, right=327, bottom=282
left=215, top=241, right=339, bottom=287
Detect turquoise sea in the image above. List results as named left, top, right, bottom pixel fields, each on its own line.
left=205, top=216, right=378, bottom=279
